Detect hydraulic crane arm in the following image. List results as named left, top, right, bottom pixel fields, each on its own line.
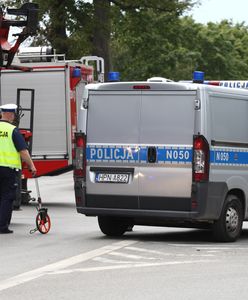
left=0, top=3, right=39, bottom=68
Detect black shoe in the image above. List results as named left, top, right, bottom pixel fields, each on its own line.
left=0, top=228, right=13, bottom=234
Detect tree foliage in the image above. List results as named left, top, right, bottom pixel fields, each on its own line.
left=3, top=1, right=248, bottom=81
left=196, top=21, right=248, bottom=80
left=3, top=0, right=195, bottom=76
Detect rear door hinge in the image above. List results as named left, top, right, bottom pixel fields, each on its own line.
left=83, top=97, right=88, bottom=109
left=194, top=99, right=201, bottom=110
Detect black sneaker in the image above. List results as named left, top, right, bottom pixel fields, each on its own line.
left=0, top=228, right=13, bottom=234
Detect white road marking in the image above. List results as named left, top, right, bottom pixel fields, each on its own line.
left=168, top=244, right=248, bottom=250
left=0, top=240, right=137, bottom=292
left=168, top=244, right=228, bottom=248
left=125, top=246, right=214, bottom=258
left=51, top=259, right=217, bottom=275
left=196, top=247, right=248, bottom=250
left=109, top=251, right=156, bottom=260
left=190, top=254, right=215, bottom=257
left=93, top=257, right=135, bottom=264
left=125, top=246, right=173, bottom=256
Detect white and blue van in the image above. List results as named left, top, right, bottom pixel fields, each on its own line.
left=74, top=79, right=248, bottom=242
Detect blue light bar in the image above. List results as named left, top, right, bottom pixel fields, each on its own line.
left=193, top=71, right=204, bottom=83
left=72, top=68, right=81, bottom=78
left=108, top=71, right=120, bottom=82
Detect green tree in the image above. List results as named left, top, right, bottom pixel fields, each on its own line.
left=196, top=20, right=248, bottom=80
left=111, top=11, right=202, bottom=80
left=3, top=0, right=196, bottom=77
left=112, top=11, right=248, bottom=81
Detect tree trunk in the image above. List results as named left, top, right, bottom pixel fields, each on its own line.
left=92, top=0, right=111, bottom=80
left=47, top=0, right=68, bottom=56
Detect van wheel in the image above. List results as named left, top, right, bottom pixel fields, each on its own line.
left=98, top=216, right=130, bottom=237
left=213, top=195, right=243, bottom=242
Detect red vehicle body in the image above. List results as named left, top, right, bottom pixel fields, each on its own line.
left=1, top=49, right=104, bottom=205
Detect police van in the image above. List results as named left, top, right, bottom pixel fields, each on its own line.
left=73, top=78, right=248, bottom=242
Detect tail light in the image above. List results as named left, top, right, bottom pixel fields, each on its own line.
left=133, top=85, right=150, bottom=90
left=73, top=132, right=86, bottom=178
left=207, top=81, right=220, bottom=86
left=193, top=135, right=209, bottom=182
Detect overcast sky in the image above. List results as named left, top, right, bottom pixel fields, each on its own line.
left=188, top=0, right=248, bottom=24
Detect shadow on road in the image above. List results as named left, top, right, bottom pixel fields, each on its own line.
left=90, top=228, right=215, bottom=244
left=128, top=228, right=214, bottom=243
left=91, top=226, right=248, bottom=244
left=240, top=229, right=248, bottom=240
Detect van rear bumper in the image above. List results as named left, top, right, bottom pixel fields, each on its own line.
left=77, top=206, right=199, bottom=220
left=75, top=180, right=228, bottom=221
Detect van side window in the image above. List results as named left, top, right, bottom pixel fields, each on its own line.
left=210, top=96, right=248, bottom=143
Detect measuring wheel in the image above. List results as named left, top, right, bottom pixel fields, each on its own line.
left=30, top=178, right=51, bottom=235
left=36, top=208, right=51, bottom=234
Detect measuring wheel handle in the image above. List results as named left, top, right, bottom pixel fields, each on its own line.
left=36, top=208, right=51, bottom=234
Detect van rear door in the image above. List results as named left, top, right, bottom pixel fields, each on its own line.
left=86, top=90, right=141, bottom=209
left=139, top=91, right=196, bottom=211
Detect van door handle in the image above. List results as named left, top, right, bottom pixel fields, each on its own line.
left=147, top=146, right=157, bottom=163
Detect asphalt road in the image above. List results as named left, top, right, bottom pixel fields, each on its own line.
left=1, top=172, right=248, bottom=300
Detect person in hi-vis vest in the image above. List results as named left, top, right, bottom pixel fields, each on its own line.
left=0, top=104, right=36, bottom=234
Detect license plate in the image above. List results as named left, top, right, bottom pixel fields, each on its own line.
left=96, top=173, right=129, bottom=183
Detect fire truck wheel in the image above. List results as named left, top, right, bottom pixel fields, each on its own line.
left=98, top=216, right=131, bottom=237
left=213, top=195, right=243, bottom=242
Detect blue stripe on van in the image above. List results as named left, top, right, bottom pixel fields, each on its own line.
left=157, top=147, right=192, bottom=163
left=140, top=147, right=193, bottom=163
left=86, top=145, right=139, bottom=162
left=87, top=145, right=248, bottom=165
left=212, top=149, right=248, bottom=165
left=87, top=145, right=192, bottom=164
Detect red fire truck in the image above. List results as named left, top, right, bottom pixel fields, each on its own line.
left=1, top=47, right=104, bottom=206
left=0, top=3, right=40, bottom=207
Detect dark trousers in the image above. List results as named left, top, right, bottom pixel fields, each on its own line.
left=0, top=167, right=17, bottom=230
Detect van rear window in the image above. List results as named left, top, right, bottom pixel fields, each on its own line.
left=87, top=92, right=141, bottom=144
left=140, top=92, right=196, bottom=145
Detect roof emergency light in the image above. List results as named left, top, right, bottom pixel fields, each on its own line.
left=108, top=72, right=120, bottom=82
left=193, top=71, right=204, bottom=84
left=72, top=68, right=81, bottom=78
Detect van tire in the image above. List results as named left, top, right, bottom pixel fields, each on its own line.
left=98, top=216, right=130, bottom=237
left=213, top=195, right=243, bottom=242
